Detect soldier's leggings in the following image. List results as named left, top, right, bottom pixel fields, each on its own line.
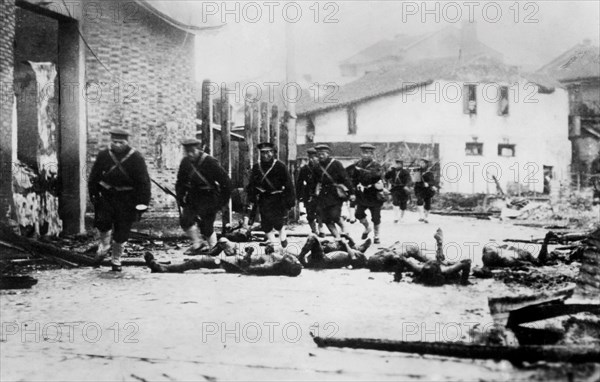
left=180, top=204, right=219, bottom=237
left=94, top=194, right=136, bottom=243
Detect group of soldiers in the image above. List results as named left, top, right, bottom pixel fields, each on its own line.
left=88, top=129, right=437, bottom=272
left=296, top=144, right=438, bottom=243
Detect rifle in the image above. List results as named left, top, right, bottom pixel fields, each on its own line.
left=150, top=178, right=181, bottom=216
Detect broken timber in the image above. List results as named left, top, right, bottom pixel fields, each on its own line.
left=0, top=223, right=97, bottom=266
left=312, top=336, right=600, bottom=364
left=488, top=284, right=575, bottom=326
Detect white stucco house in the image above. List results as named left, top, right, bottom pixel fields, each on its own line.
left=296, top=57, right=571, bottom=195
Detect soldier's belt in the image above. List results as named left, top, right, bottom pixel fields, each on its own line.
left=99, top=181, right=134, bottom=192
left=256, top=187, right=283, bottom=195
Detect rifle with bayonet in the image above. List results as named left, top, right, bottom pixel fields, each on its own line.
left=150, top=178, right=181, bottom=216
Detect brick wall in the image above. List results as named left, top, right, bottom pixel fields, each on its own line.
left=82, top=0, right=196, bottom=211
left=0, top=0, right=16, bottom=219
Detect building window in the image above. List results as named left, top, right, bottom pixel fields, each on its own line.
left=465, top=142, right=483, bottom=156
left=463, top=84, right=477, bottom=115
left=498, top=86, right=509, bottom=116
left=347, top=105, right=357, bottom=135
left=498, top=144, right=515, bottom=157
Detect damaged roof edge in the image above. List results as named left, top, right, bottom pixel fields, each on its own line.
left=298, top=80, right=434, bottom=117
left=134, top=0, right=225, bottom=33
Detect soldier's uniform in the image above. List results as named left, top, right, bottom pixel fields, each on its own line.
left=88, top=128, right=151, bottom=271
left=413, top=159, right=437, bottom=223
left=296, top=148, right=321, bottom=235
left=247, top=142, right=295, bottom=246
left=352, top=144, right=384, bottom=243
left=385, top=160, right=412, bottom=222
left=176, top=139, right=232, bottom=250
left=313, top=144, right=354, bottom=230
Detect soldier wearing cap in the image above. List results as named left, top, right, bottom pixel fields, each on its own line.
left=351, top=143, right=384, bottom=243
left=313, top=143, right=354, bottom=239
left=296, top=147, right=323, bottom=236
left=413, top=158, right=437, bottom=223
left=89, top=128, right=151, bottom=271
left=176, top=138, right=232, bottom=252
left=246, top=142, right=295, bottom=247
left=385, top=159, right=413, bottom=223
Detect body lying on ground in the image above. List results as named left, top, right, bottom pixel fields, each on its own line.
left=367, top=242, right=421, bottom=272
left=144, top=238, right=302, bottom=277
left=393, top=228, right=471, bottom=286
left=296, top=233, right=371, bottom=269
left=479, top=231, right=560, bottom=270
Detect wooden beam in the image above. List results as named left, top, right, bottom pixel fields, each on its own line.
left=313, top=336, right=600, bottom=364
left=270, top=105, right=280, bottom=156
left=251, top=101, right=260, bottom=164
left=221, top=87, right=232, bottom=230
left=242, top=100, right=253, bottom=187
left=259, top=102, right=269, bottom=144
left=201, top=80, right=213, bottom=154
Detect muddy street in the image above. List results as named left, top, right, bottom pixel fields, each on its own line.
left=2, top=211, right=588, bottom=381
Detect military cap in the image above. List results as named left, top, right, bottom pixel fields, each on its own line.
left=109, top=128, right=130, bottom=138
left=181, top=138, right=202, bottom=147
left=257, top=142, right=276, bottom=151
left=306, top=147, right=317, bottom=155
left=314, top=143, right=331, bottom=152
left=360, top=143, right=376, bottom=151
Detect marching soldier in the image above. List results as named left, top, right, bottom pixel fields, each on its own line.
left=385, top=159, right=412, bottom=223
left=246, top=142, right=295, bottom=247
left=313, top=144, right=354, bottom=239
left=89, top=128, right=151, bottom=272
left=296, top=148, right=323, bottom=236
left=176, top=138, right=232, bottom=253
left=413, top=158, right=437, bottom=223
left=352, top=144, right=384, bottom=244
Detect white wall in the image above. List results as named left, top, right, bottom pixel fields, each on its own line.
left=299, top=80, right=571, bottom=194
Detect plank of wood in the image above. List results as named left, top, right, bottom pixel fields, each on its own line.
left=312, top=336, right=600, bottom=363
left=507, top=303, right=600, bottom=327
left=0, top=223, right=96, bottom=266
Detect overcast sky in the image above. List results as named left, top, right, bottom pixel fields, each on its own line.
left=193, top=1, right=600, bottom=84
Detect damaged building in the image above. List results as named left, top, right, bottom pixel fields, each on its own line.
left=538, top=39, right=600, bottom=185
left=296, top=56, right=571, bottom=194
left=0, top=0, right=221, bottom=236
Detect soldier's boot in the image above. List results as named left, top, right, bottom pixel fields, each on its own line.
left=360, top=218, right=372, bottom=240
left=266, top=230, right=277, bottom=246
left=308, top=220, right=318, bottom=235
left=348, top=206, right=357, bottom=224
left=184, top=226, right=208, bottom=255
left=218, top=237, right=237, bottom=257
left=417, top=206, right=425, bottom=222
left=111, top=242, right=123, bottom=272
left=393, top=206, right=400, bottom=223
left=423, top=209, right=430, bottom=224
left=207, top=232, right=218, bottom=249
left=279, top=228, right=288, bottom=248
left=373, top=224, right=381, bottom=244
left=94, top=230, right=112, bottom=264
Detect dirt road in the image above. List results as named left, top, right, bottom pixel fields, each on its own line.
left=0, top=211, right=589, bottom=381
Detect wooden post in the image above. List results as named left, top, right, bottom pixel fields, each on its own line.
left=251, top=101, right=260, bottom=164
left=221, top=87, right=232, bottom=230
left=280, top=111, right=290, bottom=165
left=260, top=102, right=269, bottom=143
left=242, top=100, right=253, bottom=188
left=201, top=80, right=213, bottom=154
left=270, top=105, right=280, bottom=157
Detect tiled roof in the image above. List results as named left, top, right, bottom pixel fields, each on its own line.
left=298, top=56, right=561, bottom=115
left=538, top=42, right=600, bottom=82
